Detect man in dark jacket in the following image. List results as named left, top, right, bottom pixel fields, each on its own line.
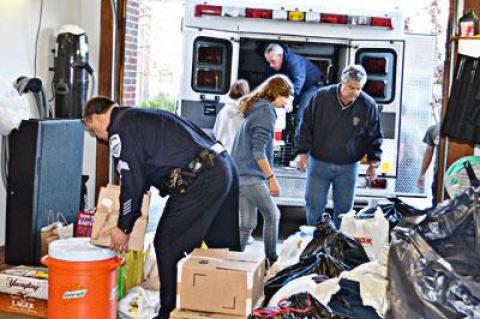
left=82, top=96, right=241, bottom=319
left=296, top=65, right=383, bottom=226
left=264, top=43, right=324, bottom=129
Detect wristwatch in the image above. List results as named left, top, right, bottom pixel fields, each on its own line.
left=120, top=227, right=132, bottom=235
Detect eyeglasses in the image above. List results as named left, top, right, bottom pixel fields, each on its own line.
left=80, top=112, right=95, bottom=125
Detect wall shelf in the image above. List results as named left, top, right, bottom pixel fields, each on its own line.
left=456, top=37, right=480, bottom=58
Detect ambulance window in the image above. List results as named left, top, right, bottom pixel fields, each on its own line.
left=356, top=49, right=396, bottom=104
left=192, top=37, right=231, bottom=94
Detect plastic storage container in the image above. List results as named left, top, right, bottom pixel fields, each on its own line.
left=41, top=237, right=123, bottom=319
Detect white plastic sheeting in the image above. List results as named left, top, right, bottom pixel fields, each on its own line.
left=0, top=80, right=29, bottom=136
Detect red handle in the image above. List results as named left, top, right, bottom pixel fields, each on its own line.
left=41, top=255, right=50, bottom=266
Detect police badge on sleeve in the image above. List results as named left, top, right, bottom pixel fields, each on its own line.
left=109, top=134, right=122, bottom=158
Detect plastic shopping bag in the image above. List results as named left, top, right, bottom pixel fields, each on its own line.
left=0, top=80, right=29, bottom=136
left=340, top=208, right=389, bottom=261
left=118, top=286, right=159, bottom=319
left=40, top=212, right=73, bottom=256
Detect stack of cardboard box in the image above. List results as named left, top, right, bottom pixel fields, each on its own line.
left=172, top=249, right=265, bottom=319
left=0, top=265, right=48, bottom=317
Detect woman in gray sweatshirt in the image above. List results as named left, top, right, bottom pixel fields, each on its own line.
left=231, top=74, right=293, bottom=264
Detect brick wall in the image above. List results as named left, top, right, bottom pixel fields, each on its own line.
left=122, top=0, right=152, bottom=106
left=122, top=0, right=140, bottom=106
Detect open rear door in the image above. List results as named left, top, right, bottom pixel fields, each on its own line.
left=349, top=40, right=404, bottom=197
left=395, top=34, right=435, bottom=197
left=179, top=28, right=239, bottom=129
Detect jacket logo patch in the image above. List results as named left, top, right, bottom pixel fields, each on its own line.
left=109, top=134, right=122, bottom=158
left=116, top=160, right=130, bottom=175
left=352, top=117, right=360, bottom=126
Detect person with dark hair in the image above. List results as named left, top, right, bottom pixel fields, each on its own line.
left=296, top=65, right=383, bottom=226
left=264, top=43, right=324, bottom=130
left=82, top=96, right=241, bottom=319
left=213, top=79, right=250, bottom=153
left=231, top=74, right=294, bottom=264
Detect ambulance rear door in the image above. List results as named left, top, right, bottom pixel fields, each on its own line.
left=179, top=28, right=239, bottom=129
left=349, top=40, right=404, bottom=196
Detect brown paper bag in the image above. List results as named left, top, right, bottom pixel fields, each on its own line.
left=91, top=184, right=150, bottom=251
left=40, top=221, right=61, bottom=257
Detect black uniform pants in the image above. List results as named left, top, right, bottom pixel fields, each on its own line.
left=153, top=153, right=241, bottom=319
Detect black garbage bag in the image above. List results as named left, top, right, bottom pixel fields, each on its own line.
left=418, top=186, right=478, bottom=241
left=300, top=214, right=369, bottom=268
left=387, top=185, right=480, bottom=319
left=249, top=292, right=347, bottom=319
left=418, top=186, right=480, bottom=279
left=264, top=252, right=350, bottom=304
left=354, top=197, right=427, bottom=234
left=387, top=227, right=480, bottom=319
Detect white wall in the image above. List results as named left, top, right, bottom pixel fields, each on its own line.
left=0, top=0, right=101, bottom=245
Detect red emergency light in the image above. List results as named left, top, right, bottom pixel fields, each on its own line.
left=194, top=4, right=222, bottom=17
left=370, top=17, right=393, bottom=29
left=362, top=57, right=387, bottom=74
left=363, top=80, right=386, bottom=98
left=246, top=8, right=273, bottom=19
left=196, top=70, right=220, bottom=88
left=320, top=13, right=348, bottom=24
left=198, top=47, right=222, bottom=65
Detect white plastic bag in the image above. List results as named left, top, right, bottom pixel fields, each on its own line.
left=340, top=208, right=389, bottom=261
left=266, top=227, right=314, bottom=279
left=268, top=274, right=319, bottom=306
left=313, top=247, right=390, bottom=318
left=56, top=213, right=74, bottom=240
left=118, top=286, right=159, bottom=319
left=142, top=241, right=160, bottom=291
left=0, top=80, right=29, bottom=136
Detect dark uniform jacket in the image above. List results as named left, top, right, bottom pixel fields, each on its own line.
left=265, top=47, right=324, bottom=101
left=107, top=107, right=216, bottom=233
left=296, top=84, right=383, bottom=164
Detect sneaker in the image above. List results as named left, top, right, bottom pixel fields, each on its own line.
left=247, top=235, right=254, bottom=245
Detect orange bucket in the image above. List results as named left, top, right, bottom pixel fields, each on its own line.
left=41, top=238, right=124, bottom=319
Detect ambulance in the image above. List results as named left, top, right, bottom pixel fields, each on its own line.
left=179, top=0, right=436, bottom=207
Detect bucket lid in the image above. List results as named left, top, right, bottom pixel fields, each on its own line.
left=48, top=238, right=116, bottom=262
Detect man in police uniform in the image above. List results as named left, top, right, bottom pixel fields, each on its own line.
left=82, top=96, right=241, bottom=319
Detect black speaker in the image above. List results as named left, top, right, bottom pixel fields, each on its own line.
left=6, top=119, right=84, bottom=265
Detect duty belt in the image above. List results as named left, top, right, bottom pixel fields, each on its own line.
left=187, top=142, right=225, bottom=174
left=167, top=143, right=226, bottom=195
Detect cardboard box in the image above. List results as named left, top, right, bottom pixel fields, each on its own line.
left=0, top=293, right=47, bottom=318
left=170, top=308, right=246, bottom=319
left=91, top=184, right=150, bottom=251
left=0, top=266, right=48, bottom=300
left=177, top=249, right=265, bottom=316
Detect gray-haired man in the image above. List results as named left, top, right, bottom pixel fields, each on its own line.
left=296, top=65, right=383, bottom=226
left=264, top=43, right=324, bottom=130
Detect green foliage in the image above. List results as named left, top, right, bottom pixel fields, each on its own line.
left=139, top=93, right=176, bottom=113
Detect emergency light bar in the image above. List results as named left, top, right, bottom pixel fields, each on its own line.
left=246, top=8, right=273, bottom=19
left=195, top=4, right=222, bottom=17
left=320, top=13, right=348, bottom=25
left=194, top=4, right=394, bottom=29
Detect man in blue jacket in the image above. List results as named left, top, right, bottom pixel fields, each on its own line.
left=296, top=65, right=383, bottom=226
left=82, top=96, right=241, bottom=319
left=264, top=43, right=324, bottom=130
